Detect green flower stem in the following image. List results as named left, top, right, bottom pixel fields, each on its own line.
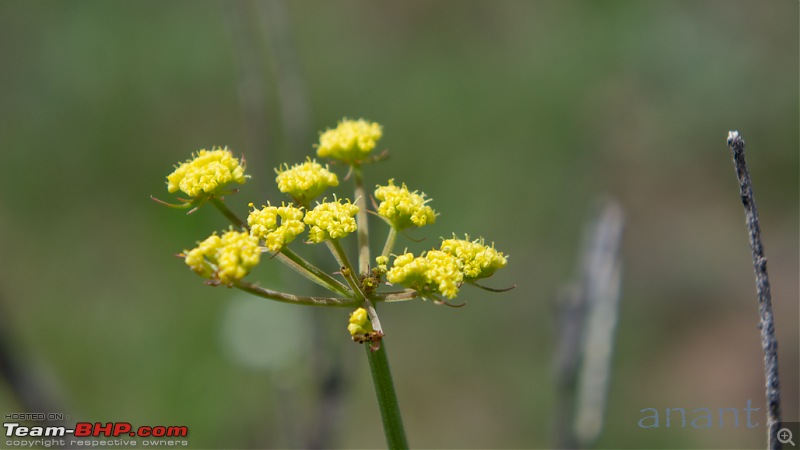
left=326, top=240, right=367, bottom=301
left=381, top=227, right=398, bottom=259
left=277, top=247, right=352, bottom=297
left=373, top=289, right=419, bottom=303
left=210, top=196, right=247, bottom=229
left=336, top=168, right=408, bottom=449
left=353, top=166, right=371, bottom=274
left=366, top=339, right=409, bottom=450
left=233, top=280, right=357, bottom=307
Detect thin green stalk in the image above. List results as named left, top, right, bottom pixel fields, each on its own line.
left=366, top=339, right=408, bottom=449
left=353, top=166, right=371, bottom=274
left=277, top=247, right=352, bottom=297
left=381, top=227, right=398, bottom=258
left=234, top=281, right=357, bottom=307
left=210, top=196, right=247, bottom=229
left=326, top=240, right=367, bottom=301
left=373, top=289, right=419, bottom=303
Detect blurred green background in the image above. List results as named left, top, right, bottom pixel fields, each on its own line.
left=0, top=1, right=797, bottom=448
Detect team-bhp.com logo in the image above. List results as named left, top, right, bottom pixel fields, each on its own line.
left=5, top=421, right=189, bottom=448
left=5, top=422, right=188, bottom=438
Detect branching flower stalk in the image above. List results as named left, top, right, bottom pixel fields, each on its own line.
left=153, top=118, right=512, bottom=449
left=726, top=131, right=782, bottom=450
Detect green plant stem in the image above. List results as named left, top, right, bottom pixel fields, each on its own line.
left=234, top=281, right=357, bottom=307
left=277, top=247, right=352, bottom=297
left=373, top=289, right=419, bottom=303
left=326, top=240, right=367, bottom=300
left=366, top=339, right=408, bottom=449
left=339, top=168, right=408, bottom=448
left=381, top=227, right=398, bottom=258
left=210, top=196, right=247, bottom=229
left=353, top=166, right=371, bottom=274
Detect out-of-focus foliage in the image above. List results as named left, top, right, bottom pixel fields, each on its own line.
left=0, top=1, right=796, bottom=448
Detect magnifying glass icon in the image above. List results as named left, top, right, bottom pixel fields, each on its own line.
left=778, top=428, right=795, bottom=446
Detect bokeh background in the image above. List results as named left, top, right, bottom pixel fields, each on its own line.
left=0, top=1, right=797, bottom=448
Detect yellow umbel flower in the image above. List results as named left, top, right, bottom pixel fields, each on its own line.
left=275, top=159, right=339, bottom=205
left=440, top=236, right=508, bottom=280
left=184, top=229, right=260, bottom=285
left=247, top=202, right=306, bottom=253
left=348, top=307, right=373, bottom=336
left=317, top=118, right=383, bottom=164
left=303, top=198, right=360, bottom=243
left=167, top=147, right=247, bottom=198
left=374, top=179, right=436, bottom=230
left=386, top=251, right=463, bottom=299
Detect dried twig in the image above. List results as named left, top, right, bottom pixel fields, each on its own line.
left=726, top=131, right=782, bottom=449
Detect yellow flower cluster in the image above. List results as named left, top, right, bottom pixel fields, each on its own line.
left=303, top=198, right=360, bottom=243
left=276, top=159, right=339, bottom=204
left=184, top=230, right=261, bottom=285
left=167, top=147, right=247, bottom=198
left=374, top=179, right=436, bottom=230
left=386, top=250, right=463, bottom=299
left=347, top=307, right=373, bottom=336
left=317, top=118, right=383, bottom=163
left=247, top=203, right=306, bottom=253
left=440, top=236, right=508, bottom=280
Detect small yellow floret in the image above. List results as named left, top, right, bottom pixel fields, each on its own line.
left=317, top=118, right=383, bottom=163
left=275, top=159, right=339, bottom=204
left=247, top=202, right=306, bottom=253
left=386, top=251, right=463, bottom=299
left=440, top=236, right=508, bottom=280
left=375, top=255, right=389, bottom=273
left=183, top=230, right=260, bottom=285
left=374, top=179, right=436, bottom=230
left=303, top=198, right=359, bottom=243
left=167, top=147, right=247, bottom=198
left=348, top=307, right=373, bottom=336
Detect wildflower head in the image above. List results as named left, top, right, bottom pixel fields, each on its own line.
left=317, top=118, right=383, bottom=164
left=374, top=179, right=436, bottom=230
left=440, top=236, right=507, bottom=280
left=303, top=197, right=360, bottom=243
left=386, top=250, right=463, bottom=299
left=275, top=159, right=339, bottom=205
left=348, top=307, right=373, bottom=336
left=183, top=229, right=260, bottom=285
left=247, top=202, right=306, bottom=253
left=167, top=147, right=247, bottom=198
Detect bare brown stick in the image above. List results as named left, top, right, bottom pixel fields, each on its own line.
left=726, top=131, right=782, bottom=449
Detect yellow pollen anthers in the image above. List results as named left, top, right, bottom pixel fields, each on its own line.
left=440, top=236, right=508, bottom=280
left=374, top=179, right=436, bottom=230
left=348, top=307, right=373, bottom=336
left=386, top=251, right=463, bottom=299
left=184, top=230, right=261, bottom=285
left=167, top=147, right=247, bottom=198
left=317, top=118, right=383, bottom=164
left=275, top=159, right=339, bottom=205
left=303, top=198, right=360, bottom=243
left=247, top=202, right=305, bottom=253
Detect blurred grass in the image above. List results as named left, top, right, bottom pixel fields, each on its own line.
left=0, top=1, right=797, bottom=448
